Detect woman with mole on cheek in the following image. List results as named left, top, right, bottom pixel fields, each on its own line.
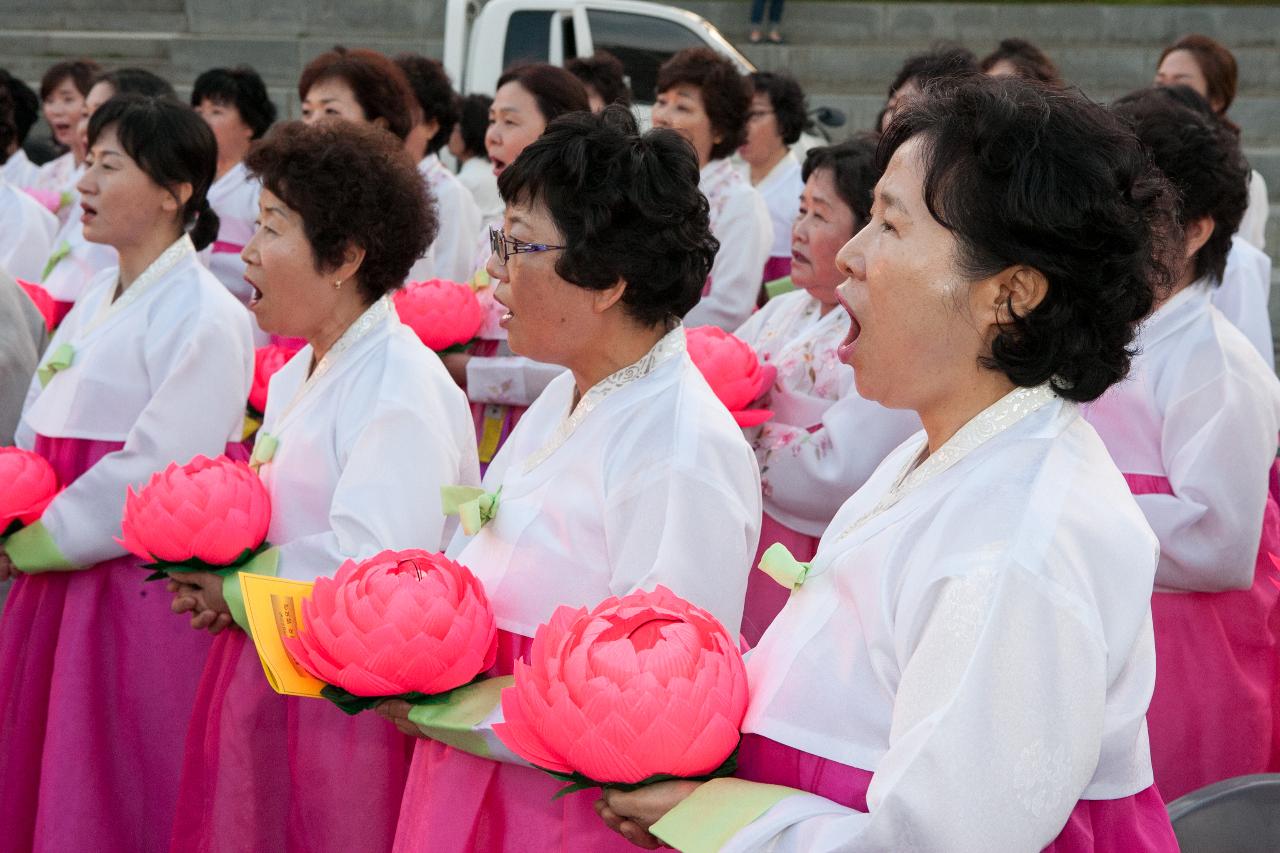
left=0, top=93, right=253, bottom=853
left=597, top=77, right=1181, bottom=853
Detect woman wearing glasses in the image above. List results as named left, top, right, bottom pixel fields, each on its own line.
left=383, top=106, right=761, bottom=853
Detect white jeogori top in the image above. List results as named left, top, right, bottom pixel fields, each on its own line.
left=725, top=386, right=1160, bottom=850
left=410, top=153, right=483, bottom=284
left=735, top=289, right=919, bottom=536
left=684, top=157, right=773, bottom=331
left=256, top=297, right=480, bottom=581
left=449, top=326, right=762, bottom=637
left=1084, top=282, right=1280, bottom=593
left=1212, top=235, right=1273, bottom=368
left=0, top=176, right=59, bottom=282
left=18, top=236, right=254, bottom=566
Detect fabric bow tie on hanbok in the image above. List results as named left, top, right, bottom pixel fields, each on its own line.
left=758, top=542, right=811, bottom=590
left=42, top=240, right=72, bottom=280
left=249, top=433, right=278, bottom=470
left=36, top=343, right=75, bottom=387
left=441, top=485, right=500, bottom=536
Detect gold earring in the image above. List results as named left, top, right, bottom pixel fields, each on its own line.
left=334, top=278, right=343, bottom=290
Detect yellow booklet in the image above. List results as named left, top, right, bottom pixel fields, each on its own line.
left=239, top=572, right=326, bottom=698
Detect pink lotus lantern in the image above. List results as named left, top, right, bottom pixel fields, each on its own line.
left=15, top=280, right=57, bottom=331
left=495, top=586, right=748, bottom=793
left=284, top=549, right=498, bottom=713
left=685, top=326, right=776, bottom=427
left=394, top=279, right=485, bottom=352
left=23, top=188, right=62, bottom=215
left=118, top=454, right=271, bottom=580
left=249, top=341, right=302, bottom=415
left=0, top=447, right=59, bottom=535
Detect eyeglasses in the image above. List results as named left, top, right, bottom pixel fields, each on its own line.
left=746, top=109, right=775, bottom=121
left=489, top=227, right=567, bottom=265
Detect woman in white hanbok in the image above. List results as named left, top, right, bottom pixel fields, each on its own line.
left=191, top=67, right=276, bottom=317
left=0, top=94, right=253, bottom=853
left=166, top=120, right=478, bottom=853
left=446, top=65, right=588, bottom=467
left=27, top=60, right=98, bottom=197
left=740, top=72, right=806, bottom=286
left=735, top=138, right=919, bottom=645
left=599, top=77, right=1180, bottom=853
left=384, top=106, right=760, bottom=853
left=653, top=49, right=771, bottom=331
left=1085, top=89, right=1280, bottom=802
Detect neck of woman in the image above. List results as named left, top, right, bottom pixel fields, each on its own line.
left=115, top=225, right=184, bottom=297
left=569, top=321, right=670, bottom=403
left=750, top=146, right=789, bottom=185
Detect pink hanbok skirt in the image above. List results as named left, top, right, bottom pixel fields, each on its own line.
left=737, top=733, right=1179, bottom=850
left=742, top=512, right=820, bottom=647
left=0, top=435, right=217, bottom=853
left=762, top=256, right=792, bottom=285
left=393, top=630, right=638, bottom=853
left=170, top=624, right=414, bottom=852
left=1127, top=466, right=1280, bottom=801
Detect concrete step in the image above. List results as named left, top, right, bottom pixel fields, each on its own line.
left=680, top=1, right=1280, bottom=50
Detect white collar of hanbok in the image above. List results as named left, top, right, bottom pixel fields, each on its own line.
left=523, top=324, right=687, bottom=472
left=833, top=382, right=1058, bottom=543
left=84, top=234, right=195, bottom=331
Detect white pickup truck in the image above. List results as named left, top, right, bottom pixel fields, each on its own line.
left=443, top=0, right=753, bottom=106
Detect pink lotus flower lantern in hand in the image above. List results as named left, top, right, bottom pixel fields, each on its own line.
left=15, top=280, right=57, bottom=331
left=394, top=279, right=485, bottom=352
left=495, top=585, right=749, bottom=794
left=685, top=325, right=776, bottom=427
left=0, top=447, right=59, bottom=536
left=118, top=454, right=271, bottom=580
left=284, top=549, right=498, bottom=713
left=249, top=341, right=303, bottom=414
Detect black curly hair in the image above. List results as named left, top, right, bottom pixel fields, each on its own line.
left=191, top=66, right=277, bottom=139
left=497, top=104, right=718, bottom=327
left=881, top=77, right=1174, bottom=403
left=656, top=48, right=750, bottom=162
left=246, top=120, right=434, bottom=303
left=394, top=53, right=458, bottom=156
left=1112, top=86, right=1248, bottom=287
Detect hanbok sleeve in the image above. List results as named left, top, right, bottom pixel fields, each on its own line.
left=8, top=306, right=252, bottom=570
left=1213, top=240, right=1274, bottom=368
left=685, top=191, right=773, bottom=331
left=603, top=463, right=760, bottom=636
left=1139, top=360, right=1280, bottom=592
left=432, top=179, right=484, bottom=284
left=653, top=562, right=1109, bottom=852
left=465, top=354, right=566, bottom=407
left=755, top=395, right=919, bottom=532
left=268, top=405, right=465, bottom=582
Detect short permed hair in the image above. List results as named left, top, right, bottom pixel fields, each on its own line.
left=95, top=67, right=177, bottom=100
left=394, top=54, right=457, bottom=155
left=887, top=45, right=979, bottom=99
left=495, top=63, right=590, bottom=124
left=1112, top=86, right=1249, bottom=286
left=656, top=48, right=750, bottom=161
left=980, top=38, right=1062, bottom=86
left=298, top=46, right=415, bottom=141
left=191, top=66, right=277, bottom=139
left=456, top=93, right=491, bottom=159
left=0, top=86, right=16, bottom=164
left=40, top=58, right=100, bottom=101
left=750, top=71, right=809, bottom=146
left=246, top=121, right=435, bottom=303
left=802, top=135, right=879, bottom=230
left=881, top=77, right=1174, bottom=403
left=497, top=105, right=718, bottom=326
left=566, top=51, right=632, bottom=108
